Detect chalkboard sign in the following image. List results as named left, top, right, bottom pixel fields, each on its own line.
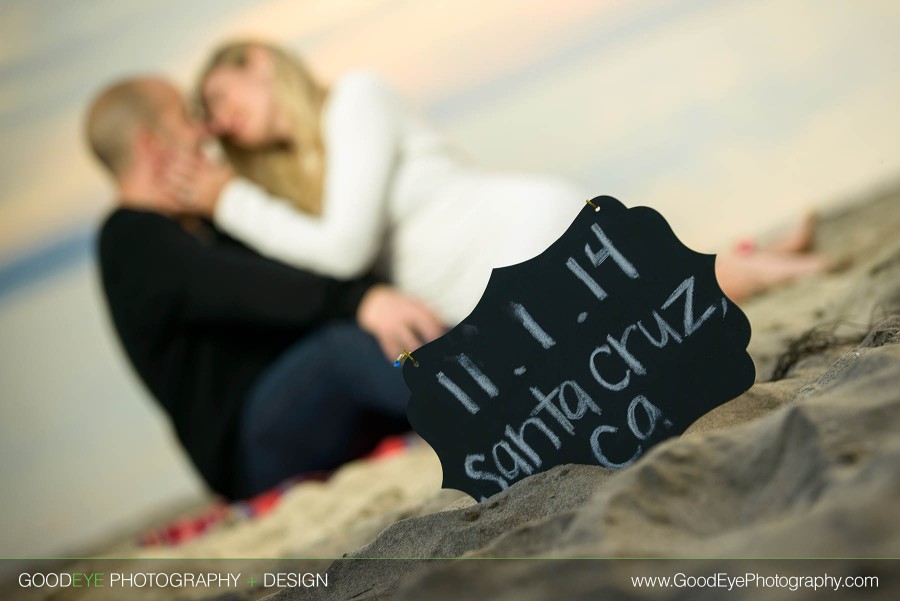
left=402, top=195, right=755, bottom=501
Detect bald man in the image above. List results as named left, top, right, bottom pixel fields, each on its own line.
left=86, top=78, right=442, bottom=499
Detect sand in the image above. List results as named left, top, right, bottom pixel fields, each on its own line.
left=5, top=186, right=899, bottom=601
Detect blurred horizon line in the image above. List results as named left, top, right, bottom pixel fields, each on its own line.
left=3, top=170, right=899, bottom=304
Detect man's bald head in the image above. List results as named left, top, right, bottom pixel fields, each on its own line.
left=84, top=77, right=178, bottom=178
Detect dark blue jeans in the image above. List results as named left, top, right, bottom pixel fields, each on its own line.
left=235, top=321, right=411, bottom=498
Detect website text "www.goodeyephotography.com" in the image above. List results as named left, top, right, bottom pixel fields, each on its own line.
left=631, top=571, right=879, bottom=593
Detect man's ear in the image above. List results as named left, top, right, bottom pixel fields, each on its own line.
left=134, top=127, right=167, bottom=176
left=134, top=126, right=156, bottom=154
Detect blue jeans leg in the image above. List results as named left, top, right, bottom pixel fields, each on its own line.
left=235, top=321, right=410, bottom=498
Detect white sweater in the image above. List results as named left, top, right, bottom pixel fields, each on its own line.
left=215, top=71, right=587, bottom=324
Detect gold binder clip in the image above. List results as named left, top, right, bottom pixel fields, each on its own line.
left=586, top=198, right=600, bottom=212
left=394, top=350, right=419, bottom=368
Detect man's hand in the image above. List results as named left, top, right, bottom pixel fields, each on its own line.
left=356, top=284, right=446, bottom=361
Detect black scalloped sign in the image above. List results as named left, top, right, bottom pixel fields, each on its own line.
left=402, top=195, right=755, bottom=501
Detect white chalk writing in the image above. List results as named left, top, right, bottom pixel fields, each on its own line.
left=456, top=353, right=499, bottom=398
left=436, top=371, right=479, bottom=414
left=447, top=215, right=728, bottom=497
left=510, top=301, right=557, bottom=349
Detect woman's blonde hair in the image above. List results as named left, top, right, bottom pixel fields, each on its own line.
left=199, top=41, right=327, bottom=215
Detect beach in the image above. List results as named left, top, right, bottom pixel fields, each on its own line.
left=5, top=182, right=899, bottom=600
left=2, top=1, right=900, bottom=597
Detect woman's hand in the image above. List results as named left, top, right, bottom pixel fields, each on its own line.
left=162, top=150, right=233, bottom=218
left=356, top=284, right=446, bottom=361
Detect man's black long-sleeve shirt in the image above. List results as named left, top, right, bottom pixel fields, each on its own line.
left=97, top=208, right=377, bottom=499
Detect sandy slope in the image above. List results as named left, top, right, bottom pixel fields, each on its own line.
left=6, top=187, right=899, bottom=601
left=266, top=188, right=900, bottom=600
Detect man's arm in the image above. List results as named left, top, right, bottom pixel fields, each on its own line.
left=102, top=209, right=374, bottom=331
left=102, top=210, right=444, bottom=355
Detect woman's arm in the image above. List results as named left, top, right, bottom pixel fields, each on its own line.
left=213, top=71, right=402, bottom=278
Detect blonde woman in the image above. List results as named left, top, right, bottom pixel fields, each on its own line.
left=177, top=41, right=827, bottom=334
